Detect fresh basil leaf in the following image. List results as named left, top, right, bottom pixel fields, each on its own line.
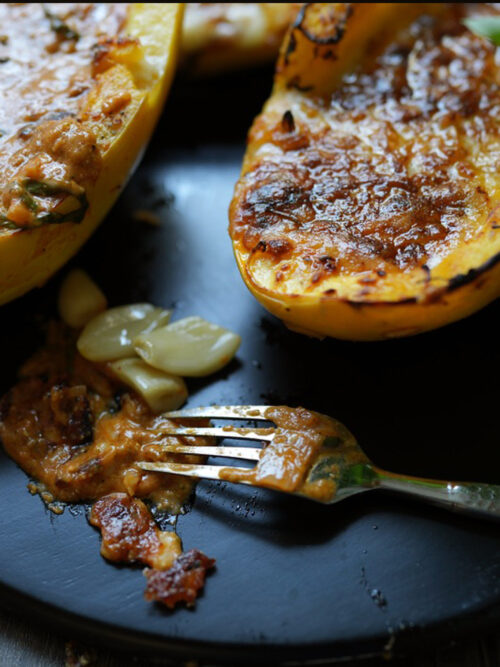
left=463, top=16, right=500, bottom=46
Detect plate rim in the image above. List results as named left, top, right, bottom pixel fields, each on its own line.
left=3, top=576, right=500, bottom=664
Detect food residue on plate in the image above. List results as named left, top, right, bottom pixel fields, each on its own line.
left=0, top=270, right=241, bottom=608
left=220, top=405, right=364, bottom=502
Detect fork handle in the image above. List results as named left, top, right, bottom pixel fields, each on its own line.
left=374, top=468, right=500, bottom=520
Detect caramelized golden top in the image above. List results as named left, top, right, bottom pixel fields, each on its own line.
left=230, top=4, right=500, bottom=301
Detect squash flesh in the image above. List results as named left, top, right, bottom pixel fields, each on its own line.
left=229, top=3, right=500, bottom=340
left=0, top=3, right=183, bottom=306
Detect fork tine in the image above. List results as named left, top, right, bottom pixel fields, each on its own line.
left=163, top=405, right=271, bottom=420
left=139, top=461, right=252, bottom=482
left=160, top=444, right=262, bottom=460
left=156, top=425, right=274, bottom=441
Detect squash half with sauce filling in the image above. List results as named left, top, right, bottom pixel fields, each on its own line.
left=229, top=3, right=500, bottom=340
left=0, top=3, right=182, bottom=305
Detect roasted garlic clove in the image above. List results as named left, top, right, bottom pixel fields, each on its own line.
left=78, top=303, right=171, bottom=361
left=134, top=316, right=241, bottom=377
left=108, top=357, right=188, bottom=413
left=58, top=269, right=107, bottom=329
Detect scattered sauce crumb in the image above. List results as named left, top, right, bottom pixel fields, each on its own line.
left=220, top=405, right=365, bottom=502
left=144, top=549, right=215, bottom=609
left=90, top=493, right=182, bottom=570
left=90, top=493, right=215, bottom=607
left=221, top=406, right=338, bottom=491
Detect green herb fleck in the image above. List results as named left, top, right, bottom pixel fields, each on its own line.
left=463, top=16, right=500, bottom=46
left=0, top=214, right=21, bottom=231
left=37, top=200, right=88, bottom=225
left=42, top=5, right=80, bottom=41
left=24, top=179, right=61, bottom=197
left=0, top=179, right=88, bottom=231
left=322, top=435, right=342, bottom=449
left=20, top=191, right=39, bottom=214
left=308, top=456, right=340, bottom=483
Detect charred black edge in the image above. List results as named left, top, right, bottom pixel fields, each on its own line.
left=446, top=249, right=500, bottom=292
left=326, top=251, right=500, bottom=309
left=281, top=110, right=295, bottom=133
left=243, top=245, right=500, bottom=309
left=295, top=3, right=353, bottom=47
left=284, top=29, right=297, bottom=65
left=283, top=3, right=352, bottom=89
left=339, top=296, right=417, bottom=310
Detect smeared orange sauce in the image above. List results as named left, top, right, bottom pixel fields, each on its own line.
left=221, top=406, right=339, bottom=491
left=221, top=405, right=368, bottom=502
left=0, top=325, right=209, bottom=513
left=0, top=323, right=216, bottom=606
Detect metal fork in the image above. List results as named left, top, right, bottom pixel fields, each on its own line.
left=138, top=405, right=500, bottom=520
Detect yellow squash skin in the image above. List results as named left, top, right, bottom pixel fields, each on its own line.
left=229, top=3, right=500, bottom=340
left=0, top=4, right=183, bottom=306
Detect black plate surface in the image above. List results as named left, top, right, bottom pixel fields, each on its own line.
left=1, top=71, right=500, bottom=664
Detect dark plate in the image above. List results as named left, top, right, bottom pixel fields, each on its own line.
left=1, top=70, right=500, bottom=665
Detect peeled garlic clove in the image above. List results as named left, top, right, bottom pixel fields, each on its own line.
left=77, top=304, right=171, bottom=362
left=108, top=357, right=188, bottom=413
left=58, top=269, right=107, bottom=329
left=134, top=316, right=241, bottom=377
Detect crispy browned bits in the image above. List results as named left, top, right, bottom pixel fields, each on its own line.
left=90, top=493, right=163, bottom=565
left=144, top=549, right=216, bottom=609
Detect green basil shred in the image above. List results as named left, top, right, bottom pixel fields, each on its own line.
left=463, top=16, right=500, bottom=46
left=0, top=179, right=88, bottom=230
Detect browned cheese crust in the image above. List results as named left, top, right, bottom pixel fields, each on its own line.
left=229, top=4, right=500, bottom=303
left=90, top=493, right=181, bottom=568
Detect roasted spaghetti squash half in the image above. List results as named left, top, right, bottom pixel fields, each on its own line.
left=0, top=3, right=182, bottom=306
left=229, top=3, right=500, bottom=340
